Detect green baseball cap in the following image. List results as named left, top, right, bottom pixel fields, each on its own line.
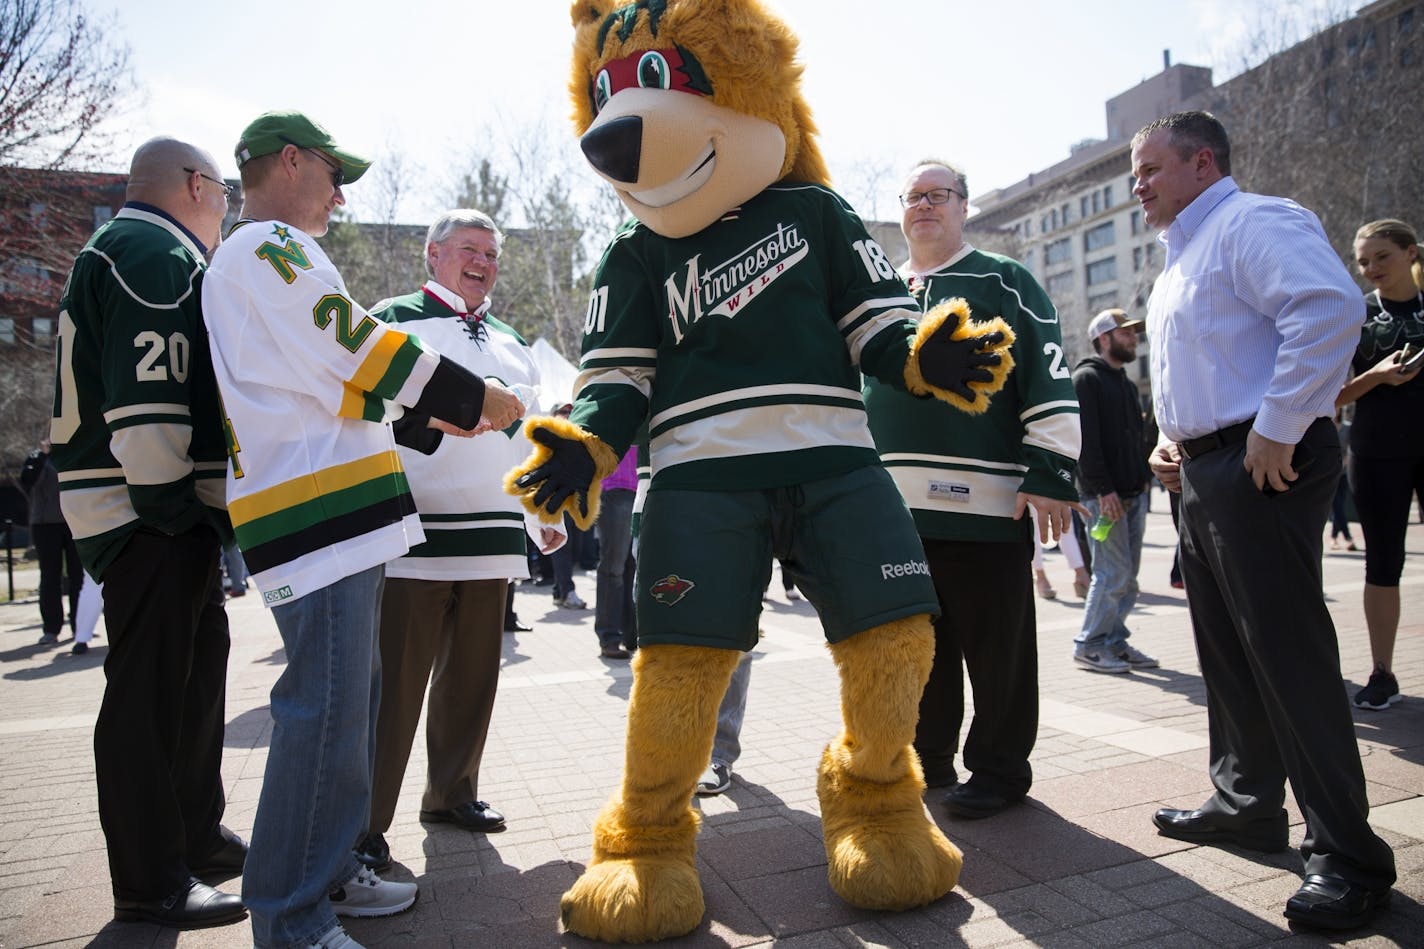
left=234, top=110, right=371, bottom=184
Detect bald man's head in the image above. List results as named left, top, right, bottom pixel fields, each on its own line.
left=126, top=137, right=229, bottom=250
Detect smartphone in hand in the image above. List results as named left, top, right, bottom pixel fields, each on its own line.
left=1399, top=342, right=1424, bottom=374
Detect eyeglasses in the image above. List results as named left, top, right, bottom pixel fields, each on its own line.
left=899, top=188, right=964, bottom=208
left=184, top=168, right=233, bottom=198
left=302, top=148, right=345, bottom=189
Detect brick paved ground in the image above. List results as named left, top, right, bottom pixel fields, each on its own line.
left=1, top=499, right=1420, bottom=947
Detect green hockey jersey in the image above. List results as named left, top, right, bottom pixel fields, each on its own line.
left=574, top=183, right=921, bottom=491
left=865, top=246, right=1081, bottom=543
left=49, top=205, right=231, bottom=580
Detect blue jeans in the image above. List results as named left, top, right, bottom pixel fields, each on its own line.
left=594, top=489, right=636, bottom=648
left=711, top=651, right=753, bottom=768
left=1074, top=494, right=1148, bottom=653
left=245, top=565, right=384, bottom=948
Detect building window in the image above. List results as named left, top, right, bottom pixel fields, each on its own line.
left=1145, top=243, right=1158, bottom=266
left=1044, top=237, right=1072, bottom=266
left=93, top=205, right=114, bottom=228
left=32, top=317, right=54, bottom=340
left=1103, top=184, right=1113, bottom=208
left=1088, top=292, right=1118, bottom=313
left=1131, top=210, right=1142, bottom=235
left=1080, top=196, right=1090, bottom=218
left=1060, top=203, right=1070, bottom=225
left=0, top=318, right=13, bottom=345
left=1050, top=209, right=1059, bottom=230
left=1091, top=191, right=1101, bottom=214
left=1084, top=221, right=1115, bottom=252
left=1046, top=272, right=1074, bottom=295
left=1086, top=257, right=1118, bottom=286
left=1133, top=247, right=1143, bottom=272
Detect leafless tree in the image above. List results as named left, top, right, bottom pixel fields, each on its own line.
left=320, top=146, right=427, bottom=307
left=1208, top=0, right=1423, bottom=256
left=447, top=113, right=624, bottom=361
left=0, top=0, right=134, bottom=170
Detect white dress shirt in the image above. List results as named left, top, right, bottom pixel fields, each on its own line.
left=1146, top=176, right=1362, bottom=444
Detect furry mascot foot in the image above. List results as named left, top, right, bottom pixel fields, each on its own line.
left=561, top=644, right=741, bottom=942
left=818, top=615, right=963, bottom=909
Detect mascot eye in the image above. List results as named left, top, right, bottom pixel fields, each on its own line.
left=593, top=69, right=612, bottom=112
left=637, top=51, right=671, bottom=90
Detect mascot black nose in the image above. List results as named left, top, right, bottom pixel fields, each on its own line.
left=581, top=116, right=643, bottom=184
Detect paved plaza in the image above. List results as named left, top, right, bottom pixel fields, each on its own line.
left=0, top=500, right=1420, bottom=947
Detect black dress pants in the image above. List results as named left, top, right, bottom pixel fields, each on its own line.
left=94, top=525, right=231, bottom=901
left=32, top=521, right=82, bottom=636
left=1178, top=418, right=1394, bottom=890
left=915, top=531, right=1037, bottom=798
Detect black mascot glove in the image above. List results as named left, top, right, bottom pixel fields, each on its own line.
left=516, top=426, right=597, bottom=518
left=918, top=315, right=1006, bottom=404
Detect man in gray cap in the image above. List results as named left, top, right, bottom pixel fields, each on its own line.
left=203, top=111, right=523, bottom=949
left=1070, top=308, right=1155, bottom=673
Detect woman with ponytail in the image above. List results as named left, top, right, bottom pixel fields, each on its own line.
left=1337, top=218, right=1424, bottom=710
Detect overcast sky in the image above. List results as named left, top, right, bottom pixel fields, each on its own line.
left=101, top=0, right=1331, bottom=224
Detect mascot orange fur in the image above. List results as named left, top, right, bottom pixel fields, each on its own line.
left=506, top=0, right=1016, bottom=941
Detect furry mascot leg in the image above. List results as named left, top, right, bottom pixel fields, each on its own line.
left=818, top=615, right=963, bottom=909
left=561, top=644, right=742, bottom=942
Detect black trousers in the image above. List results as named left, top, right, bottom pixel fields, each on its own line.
left=915, top=531, right=1037, bottom=798
left=94, top=525, right=231, bottom=901
left=1178, top=417, right=1394, bottom=889
left=32, top=521, right=82, bottom=636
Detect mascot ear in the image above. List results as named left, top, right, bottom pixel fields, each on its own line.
left=570, top=0, right=609, bottom=27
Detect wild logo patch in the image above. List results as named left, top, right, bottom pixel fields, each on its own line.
left=649, top=573, right=695, bottom=606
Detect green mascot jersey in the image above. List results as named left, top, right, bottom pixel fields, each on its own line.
left=575, top=182, right=922, bottom=492
left=865, top=247, right=1081, bottom=543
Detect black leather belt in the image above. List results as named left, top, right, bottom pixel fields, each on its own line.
left=1179, top=419, right=1254, bottom=460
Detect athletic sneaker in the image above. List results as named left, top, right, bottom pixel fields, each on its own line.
left=1354, top=670, right=1401, bottom=710
left=309, top=925, right=365, bottom=949
left=1114, top=645, right=1159, bottom=669
left=329, top=866, right=417, bottom=918
left=1073, top=648, right=1130, bottom=673
left=695, top=762, right=731, bottom=796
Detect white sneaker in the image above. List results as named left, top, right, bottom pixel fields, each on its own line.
left=329, top=866, right=417, bottom=918
left=1115, top=645, right=1159, bottom=669
left=308, top=925, right=366, bottom=948
left=1073, top=648, right=1131, bottom=673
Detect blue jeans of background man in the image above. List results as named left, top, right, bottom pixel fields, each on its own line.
left=1074, top=493, right=1148, bottom=653
left=594, top=488, right=636, bottom=649
left=711, top=651, right=753, bottom=768
left=245, top=565, right=384, bottom=949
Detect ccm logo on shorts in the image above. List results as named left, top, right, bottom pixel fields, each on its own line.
left=881, top=560, right=930, bottom=580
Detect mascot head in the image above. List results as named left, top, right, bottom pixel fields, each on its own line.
left=570, top=0, right=830, bottom=238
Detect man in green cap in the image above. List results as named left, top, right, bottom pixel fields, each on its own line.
left=203, top=110, right=524, bottom=949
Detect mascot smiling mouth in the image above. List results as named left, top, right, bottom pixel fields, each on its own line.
left=629, top=143, right=714, bottom=207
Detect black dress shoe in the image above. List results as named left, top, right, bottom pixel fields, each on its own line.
left=1284, top=873, right=1390, bottom=930
left=189, top=830, right=248, bottom=882
left=355, top=831, right=392, bottom=872
left=600, top=645, right=631, bottom=660
left=1151, top=807, right=1288, bottom=853
left=114, top=878, right=247, bottom=929
left=504, top=615, right=532, bottom=632
left=420, top=800, right=506, bottom=832
left=943, top=782, right=1020, bottom=819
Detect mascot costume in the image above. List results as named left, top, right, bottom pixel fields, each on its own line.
left=507, top=0, right=1016, bottom=941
